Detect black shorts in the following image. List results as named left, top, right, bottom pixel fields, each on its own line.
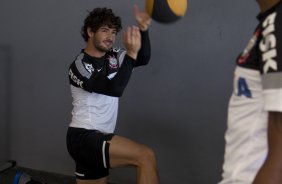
left=66, top=127, right=115, bottom=180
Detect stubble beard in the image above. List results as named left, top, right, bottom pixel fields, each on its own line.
left=93, top=39, right=112, bottom=53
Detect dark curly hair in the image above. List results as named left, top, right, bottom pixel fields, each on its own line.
left=81, top=7, right=122, bottom=42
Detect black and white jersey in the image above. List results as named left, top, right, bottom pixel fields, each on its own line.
left=68, top=31, right=150, bottom=133
left=220, top=2, right=282, bottom=183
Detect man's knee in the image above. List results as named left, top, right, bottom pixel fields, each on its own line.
left=137, top=145, right=157, bottom=167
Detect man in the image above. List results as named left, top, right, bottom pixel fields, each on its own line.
left=220, top=0, right=282, bottom=183
left=67, top=5, right=159, bottom=184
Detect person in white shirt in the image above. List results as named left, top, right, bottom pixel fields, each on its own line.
left=219, top=0, right=282, bottom=183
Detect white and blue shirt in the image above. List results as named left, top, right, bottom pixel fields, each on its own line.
left=220, top=2, right=282, bottom=183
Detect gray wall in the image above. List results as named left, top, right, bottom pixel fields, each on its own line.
left=0, top=0, right=259, bottom=183
left=0, top=45, right=11, bottom=161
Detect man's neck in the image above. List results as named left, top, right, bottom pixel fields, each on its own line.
left=257, top=0, right=280, bottom=13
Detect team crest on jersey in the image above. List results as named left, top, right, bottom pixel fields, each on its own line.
left=108, top=55, right=118, bottom=69
left=84, top=63, right=94, bottom=74
left=238, top=30, right=260, bottom=64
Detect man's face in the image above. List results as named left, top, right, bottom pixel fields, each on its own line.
left=91, top=26, right=117, bottom=52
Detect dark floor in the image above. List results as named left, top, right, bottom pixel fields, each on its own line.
left=0, top=166, right=76, bottom=184
left=0, top=166, right=123, bottom=184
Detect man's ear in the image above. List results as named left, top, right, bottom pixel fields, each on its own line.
left=87, top=28, right=94, bottom=38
